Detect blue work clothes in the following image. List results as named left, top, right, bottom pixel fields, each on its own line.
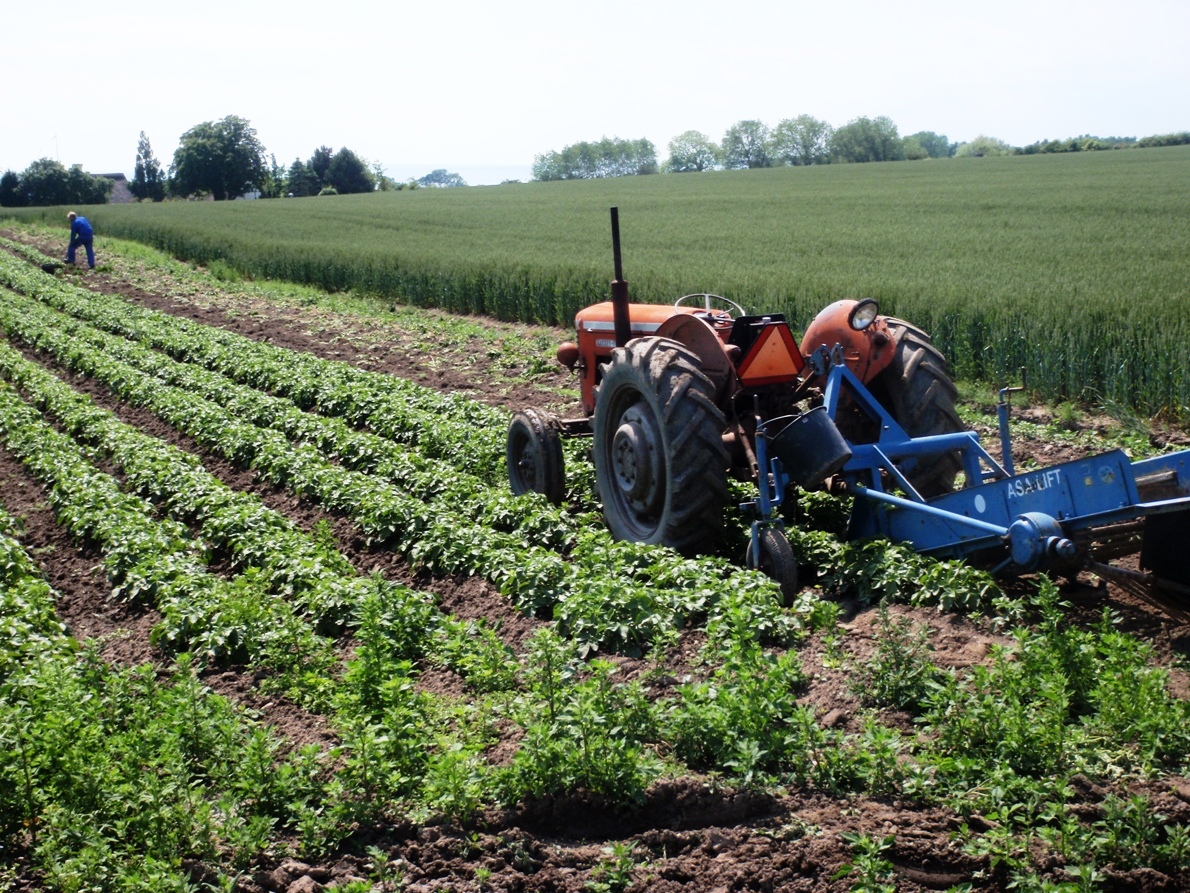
left=66, top=216, right=95, bottom=267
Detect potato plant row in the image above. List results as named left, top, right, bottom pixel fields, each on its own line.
left=0, top=354, right=347, bottom=670
left=0, top=338, right=671, bottom=851
left=0, top=385, right=587, bottom=883
left=0, top=326, right=858, bottom=886
left=4, top=242, right=1006, bottom=616
left=0, top=237, right=513, bottom=484
left=0, top=503, right=333, bottom=885
left=10, top=285, right=584, bottom=552
left=0, top=253, right=799, bottom=656
left=0, top=506, right=72, bottom=682
left=0, top=344, right=870, bottom=809
left=6, top=314, right=1180, bottom=804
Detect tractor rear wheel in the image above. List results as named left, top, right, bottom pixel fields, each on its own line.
left=593, top=337, right=729, bottom=554
left=506, top=409, right=566, bottom=506
left=875, top=318, right=964, bottom=497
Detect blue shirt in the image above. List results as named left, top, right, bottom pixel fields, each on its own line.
left=71, top=217, right=93, bottom=240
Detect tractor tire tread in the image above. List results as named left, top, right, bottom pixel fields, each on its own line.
left=879, top=318, right=963, bottom=496
left=506, top=408, right=566, bottom=505
left=594, top=337, right=729, bottom=554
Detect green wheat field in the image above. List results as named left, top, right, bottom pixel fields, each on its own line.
left=7, top=145, right=1189, bottom=418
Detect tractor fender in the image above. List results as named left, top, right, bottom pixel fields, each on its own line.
left=656, top=312, right=738, bottom=405
left=800, top=299, right=896, bottom=384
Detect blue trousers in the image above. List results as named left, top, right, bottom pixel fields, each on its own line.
left=67, top=237, right=95, bottom=267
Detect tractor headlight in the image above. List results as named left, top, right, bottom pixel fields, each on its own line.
left=848, top=298, right=879, bottom=331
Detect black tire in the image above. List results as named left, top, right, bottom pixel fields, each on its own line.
left=593, top=337, right=729, bottom=554
left=506, top=409, right=566, bottom=506
left=753, top=526, right=799, bottom=606
left=874, top=318, right=964, bottom=497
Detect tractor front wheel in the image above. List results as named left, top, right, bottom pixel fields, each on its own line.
left=593, top=337, right=729, bottom=554
left=506, top=409, right=566, bottom=506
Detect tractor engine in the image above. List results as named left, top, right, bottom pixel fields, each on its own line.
left=563, top=299, right=806, bottom=418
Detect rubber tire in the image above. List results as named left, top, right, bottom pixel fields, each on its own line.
left=874, top=318, right=964, bottom=497
left=754, top=527, right=799, bottom=606
left=593, top=337, right=729, bottom=554
left=506, top=409, right=566, bottom=506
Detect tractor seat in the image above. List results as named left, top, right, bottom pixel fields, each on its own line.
left=728, top=314, right=788, bottom=357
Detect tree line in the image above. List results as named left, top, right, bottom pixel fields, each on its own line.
left=532, top=137, right=659, bottom=181
left=534, top=117, right=1190, bottom=180
left=0, top=161, right=112, bottom=208
left=5, top=113, right=1188, bottom=206
left=127, top=117, right=391, bottom=202
left=0, top=116, right=473, bottom=207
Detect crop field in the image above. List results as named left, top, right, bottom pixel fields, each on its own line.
left=5, top=146, right=1190, bottom=420
left=1, top=227, right=1190, bottom=892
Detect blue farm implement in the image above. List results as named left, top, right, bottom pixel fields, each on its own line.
left=507, top=210, right=1190, bottom=609
left=750, top=352, right=1190, bottom=605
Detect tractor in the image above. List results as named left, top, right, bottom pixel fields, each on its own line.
left=506, top=209, right=1190, bottom=605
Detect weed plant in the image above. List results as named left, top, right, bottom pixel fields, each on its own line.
left=921, top=579, right=1190, bottom=879
left=499, top=630, right=661, bottom=805
left=834, top=832, right=897, bottom=893
left=849, top=604, right=941, bottom=713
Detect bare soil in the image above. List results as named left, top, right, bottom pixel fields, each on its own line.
left=3, top=230, right=1190, bottom=893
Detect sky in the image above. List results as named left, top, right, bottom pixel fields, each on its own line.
left=4, top=0, right=1188, bottom=186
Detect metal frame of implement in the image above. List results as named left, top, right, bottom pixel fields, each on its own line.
left=747, top=345, right=1190, bottom=588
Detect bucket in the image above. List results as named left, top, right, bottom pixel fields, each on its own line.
left=767, top=407, right=852, bottom=490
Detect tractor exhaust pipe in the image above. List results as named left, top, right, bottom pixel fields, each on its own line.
left=610, top=207, right=631, bottom=348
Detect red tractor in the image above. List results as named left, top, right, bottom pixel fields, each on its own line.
left=505, top=209, right=964, bottom=596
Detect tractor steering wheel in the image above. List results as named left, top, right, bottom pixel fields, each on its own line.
left=674, top=293, right=747, bottom=319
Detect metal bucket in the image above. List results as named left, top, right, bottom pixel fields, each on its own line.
left=768, top=407, right=852, bottom=490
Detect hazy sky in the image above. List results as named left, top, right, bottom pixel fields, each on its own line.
left=5, top=0, right=1187, bottom=185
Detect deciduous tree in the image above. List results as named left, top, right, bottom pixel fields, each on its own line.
left=830, top=116, right=905, bottom=163
left=170, top=115, right=268, bottom=200
left=722, top=120, right=772, bottom=169
left=259, top=154, right=286, bottom=198
left=370, top=162, right=399, bottom=191
left=0, top=170, right=24, bottom=207
left=66, top=164, right=113, bottom=205
left=664, top=131, right=721, bottom=172
left=907, top=131, right=953, bottom=159
left=16, top=158, right=111, bottom=206
left=326, top=148, right=374, bottom=194
left=769, top=116, right=832, bottom=166
left=417, top=169, right=468, bottom=188
left=532, top=137, right=657, bottom=180
left=954, top=135, right=1015, bottom=157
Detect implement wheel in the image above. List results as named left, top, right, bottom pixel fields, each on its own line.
left=876, top=318, right=964, bottom=497
left=506, top=409, right=566, bottom=505
left=751, top=526, right=799, bottom=606
left=593, top=337, right=729, bottom=554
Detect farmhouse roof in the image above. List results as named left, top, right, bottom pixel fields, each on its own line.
left=100, top=172, right=135, bottom=204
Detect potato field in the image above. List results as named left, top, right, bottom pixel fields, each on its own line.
left=1, top=216, right=1189, bottom=893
